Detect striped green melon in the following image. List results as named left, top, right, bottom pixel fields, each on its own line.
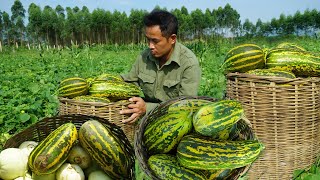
left=28, top=123, right=78, bottom=175
left=276, top=42, right=306, bottom=51
left=224, top=44, right=265, bottom=73
left=201, top=169, right=231, bottom=180
left=266, top=48, right=320, bottom=77
left=247, top=69, right=296, bottom=79
left=58, top=77, right=89, bottom=98
left=177, top=134, right=264, bottom=170
left=89, top=81, right=144, bottom=99
left=95, top=73, right=124, bottom=82
left=143, top=111, right=193, bottom=154
left=193, top=100, right=244, bottom=137
left=214, top=123, right=237, bottom=140
left=167, top=98, right=212, bottom=113
left=148, top=154, right=206, bottom=180
left=78, top=120, right=133, bottom=179
left=73, top=95, right=111, bottom=103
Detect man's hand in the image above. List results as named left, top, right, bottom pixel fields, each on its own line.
left=120, top=97, right=146, bottom=124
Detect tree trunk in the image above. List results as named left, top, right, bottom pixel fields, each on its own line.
left=20, top=30, right=23, bottom=47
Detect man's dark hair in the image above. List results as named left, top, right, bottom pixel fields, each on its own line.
left=143, top=10, right=178, bottom=38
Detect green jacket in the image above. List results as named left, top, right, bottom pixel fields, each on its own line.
left=121, top=42, right=201, bottom=113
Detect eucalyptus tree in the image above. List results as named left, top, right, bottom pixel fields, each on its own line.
left=28, top=3, right=42, bottom=45
left=242, top=19, right=255, bottom=38
left=91, top=8, right=106, bottom=44
left=222, top=4, right=240, bottom=37
left=103, top=10, right=112, bottom=44
left=129, top=9, right=146, bottom=44
left=293, top=11, right=303, bottom=36
left=204, top=8, right=216, bottom=40
left=190, top=9, right=206, bottom=39
left=79, top=6, right=91, bottom=44
left=65, top=7, right=78, bottom=44
left=2, top=12, right=11, bottom=45
left=0, top=11, right=3, bottom=42
left=16, top=16, right=24, bottom=45
left=55, top=5, right=65, bottom=46
left=255, top=18, right=263, bottom=37
left=11, top=0, right=25, bottom=46
left=270, top=17, right=280, bottom=35
left=110, top=10, right=128, bottom=44
left=171, top=6, right=192, bottom=41
left=305, top=9, right=319, bottom=36
left=283, top=15, right=295, bottom=36
left=42, top=5, right=57, bottom=45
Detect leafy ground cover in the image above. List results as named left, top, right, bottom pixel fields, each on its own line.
left=0, top=37, right=319, bottom=147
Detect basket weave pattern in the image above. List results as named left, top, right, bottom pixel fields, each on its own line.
left=58, top=97, right=136, bottom=143
left=134, top=96, right=255, bottom=180
left=226, top=73, right=320, bottom=179
left=4, top=114, right=135, bottom=179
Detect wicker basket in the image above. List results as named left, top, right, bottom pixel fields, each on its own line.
left=4, top=114, right=135, bottom=179
left=134, top=96, right=257, bottom=180
left=226, top=72, right=320, bottom=179
left=58, top=97, right=136, bottom=143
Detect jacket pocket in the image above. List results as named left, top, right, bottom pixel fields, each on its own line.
left=163, top=79, right=180, bottom=98
left=138, top=73, right=155, bottom=97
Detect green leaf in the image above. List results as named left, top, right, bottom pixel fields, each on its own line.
left=310, top=165, right=317, bottom=174
left=28, top=83, right=40, bottom=94
left=293, top=169, right=305, bottom=179
left=30, top=114, right=38, bottom=124
left=19, top=113, right=30, bottom=123
left=0, top=115, right=5, bottom=125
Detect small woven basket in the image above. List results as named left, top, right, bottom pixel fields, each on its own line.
left=134, top=96, right=256, bottom=180
left=58, top=97, right=136, bottom=143
left=4, top=114, right=135, bottom=179
left=226, top=72, right=320, bottom=179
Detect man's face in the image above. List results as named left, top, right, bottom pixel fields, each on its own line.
left=145, top=25, right=176, bottom=59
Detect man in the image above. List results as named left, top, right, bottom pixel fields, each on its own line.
left=120, top=10, right=201, bottom=124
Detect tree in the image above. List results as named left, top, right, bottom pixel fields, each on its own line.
left=27, top=3, right=42, bottom=45
left=129, top=9, right=146, bottom=44
left=11, top=0, right=25, bottom=46
left=222, top=4, right=240, bottom=37
left=55, top=5, right=65, bottom=45
left=0, top=11, right=3, bottom=42
left=42, top=6, right=57, bottom=45
left=255, top=18, right=263, bottom=37
left=2, top=11, right=11, bottom=45
left=242, top=19, right=255, bottom=38
left=79, top=6, right=91, bottom=44
left=293, top=11, right=303, bottom=35
left=190, top=9, right=205, bottom=39
left=16, top=16, right=24, bottom=45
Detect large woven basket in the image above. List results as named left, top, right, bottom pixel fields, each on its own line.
left=134, top=96, right=256, bottom=180
left=4, top=114, right=135, bottom=179
left=226, top=72, right=320, bottom=179
left=58, top=97, right=136, bottom=143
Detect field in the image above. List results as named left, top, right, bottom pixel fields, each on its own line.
left=0, top=37, right=319, bottom=146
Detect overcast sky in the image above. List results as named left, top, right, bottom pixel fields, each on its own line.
left=1, top=0, right=319, bottom=23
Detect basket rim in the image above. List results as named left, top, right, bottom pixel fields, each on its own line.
left=227, top=72, right=320, bottom=83
left=134, top=96, right=255, bottom=180
left=58, top=97, right=131, bottom=106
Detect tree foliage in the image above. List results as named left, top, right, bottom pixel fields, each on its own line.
left=0, top=0, right=319, bottom=46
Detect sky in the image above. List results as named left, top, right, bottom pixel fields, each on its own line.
left=0, top=0, right=320, bottom=23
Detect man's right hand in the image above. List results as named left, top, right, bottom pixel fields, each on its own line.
left=119, top=97, right=146, bottom=124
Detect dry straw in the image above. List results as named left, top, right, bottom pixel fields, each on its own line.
left=226, top=72, right=320, bottom=179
